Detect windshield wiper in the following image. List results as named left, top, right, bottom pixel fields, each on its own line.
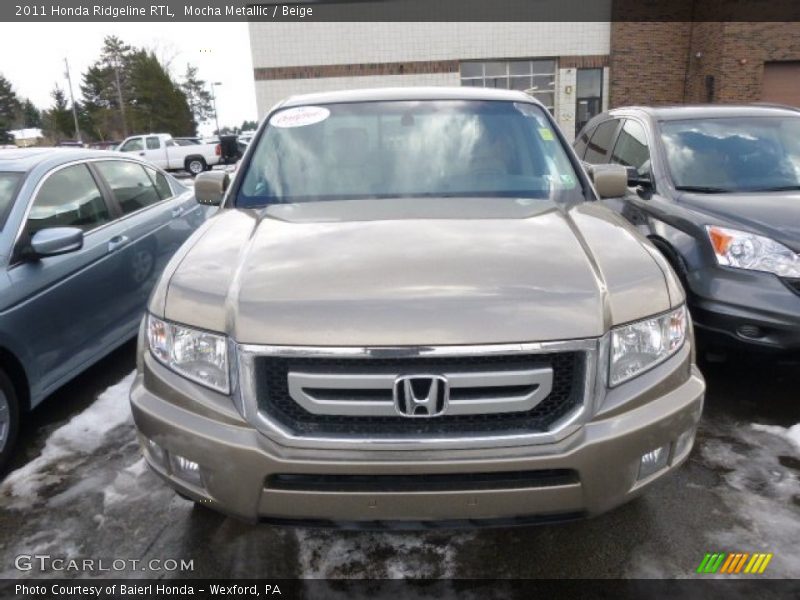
left=745, top=185, right=800, bottom=192
left=674, top=185, right=732, bottom=194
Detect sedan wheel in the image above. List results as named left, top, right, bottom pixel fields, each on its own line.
left=0, top=370, right=19, bottom=471
left=0, top=392, right=9, bottom=451
left=131, top=249, right=155, bottom=285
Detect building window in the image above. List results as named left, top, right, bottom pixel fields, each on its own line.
left=460, top=59, right=556, bottom=112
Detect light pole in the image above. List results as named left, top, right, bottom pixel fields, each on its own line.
left=210, top=82, right=222, bottom=135
left=64, top=58, right=83, bottom=144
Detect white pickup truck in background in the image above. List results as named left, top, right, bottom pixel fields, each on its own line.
left=118, top=133, right=222, bottom=176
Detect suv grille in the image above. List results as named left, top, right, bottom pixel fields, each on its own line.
left=254, top=352, right=585, bottom=437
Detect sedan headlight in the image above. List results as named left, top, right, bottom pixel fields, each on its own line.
left=147, top=314, right=230, bottom=394
left=610, top=305, right=687, bottom=387
left=706, top=225, right=800, bottom=278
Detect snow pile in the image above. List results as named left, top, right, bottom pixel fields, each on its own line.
left=294, top=528, right=473, bottom=579
left=699, top=420, right=800, bottom=578
left=0, top=372, right=135, bottom=509
left=751, top=422, right=800, bottom=452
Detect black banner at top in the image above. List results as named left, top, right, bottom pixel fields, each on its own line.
left=2, top=0, right=800, bottom=22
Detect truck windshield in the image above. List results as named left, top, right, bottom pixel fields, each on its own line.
left=0, top=172, right=22, bottom=230
left=661, top=117, right=800, bottom=193
left=236, top=100, right=583, bottom=206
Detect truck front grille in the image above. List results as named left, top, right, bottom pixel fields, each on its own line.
left=253, top=351, right=585, bottom=438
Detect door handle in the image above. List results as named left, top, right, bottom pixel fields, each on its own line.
left=107, top=235, right=129, bottom=252
left=139, top=152, right=145, bottom=156
left=171, top=206, right=184, bottom=218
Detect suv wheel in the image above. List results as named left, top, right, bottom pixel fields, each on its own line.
left=185, top=157, right=207, bottom=177
left=0, top=369, right=19, bottom=473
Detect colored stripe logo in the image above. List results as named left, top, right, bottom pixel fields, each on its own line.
left=697, top=552, right=773, bottom=574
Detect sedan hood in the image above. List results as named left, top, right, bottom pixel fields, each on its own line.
left=678, top=191, right=800, bottom=251
left=160, top=198, right=672, bottom=346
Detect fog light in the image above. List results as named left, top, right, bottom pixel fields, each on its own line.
left=145, top=438, right=167, bottom=469
left=638, top=444, right=670, bottom=480
left=169, top=454, right=204, bottom=488
left=674, top=429, right=696, bottom=460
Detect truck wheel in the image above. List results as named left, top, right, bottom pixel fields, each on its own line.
left=185, top=157, right=207, bottom=177
left=0, top=369, right=20, bottom=473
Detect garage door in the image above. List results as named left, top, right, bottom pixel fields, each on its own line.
left=762, top=61, right=800, bottom=107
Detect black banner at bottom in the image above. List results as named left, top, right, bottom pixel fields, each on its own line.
left=3, top=579, right=800, bottom=600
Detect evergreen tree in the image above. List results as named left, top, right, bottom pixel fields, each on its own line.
left=0, top=74, right=20, bottom=144
left=128, top=50, right=194, bottom=136
left=43, top=85, right=74, bottom=140
left=20, top=99, right=42, bottom=128
left=180, top=64, right=213, bottom=133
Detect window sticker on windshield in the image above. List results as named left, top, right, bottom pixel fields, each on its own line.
left=538, top=128, right=555, bottom=141
left=560, top=173, right=575, bottom=186
left=270, top=106, right=330, bottom=128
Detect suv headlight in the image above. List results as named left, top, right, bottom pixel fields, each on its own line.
left=706, top=225, right=800, bottom=278
left=147, top=314, right=230, bottom=394
left=610, top=305, right=687, bottom=387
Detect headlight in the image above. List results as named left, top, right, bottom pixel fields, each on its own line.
left=610, top=305, right=687, bottom=387
left=147, top=314, right=230, bottom=394
left=706, top=225, right=800, bottom=278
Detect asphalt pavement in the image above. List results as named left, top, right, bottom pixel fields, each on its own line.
left=1, top=341, right=798, bottom=580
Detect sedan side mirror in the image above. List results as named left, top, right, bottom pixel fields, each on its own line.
left=588, top=164, right=628, bottom=198
left=195, top=171, right=230, bottom=206
left=30, top=227, right=84, bottom=258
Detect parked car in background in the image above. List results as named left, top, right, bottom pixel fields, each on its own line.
left=0, top=148, right=209, bottom=469
left=131, top=87, right=704, bottom=523
left=118, top=133, right=222, bottom=176
left=575, top=105, right=800, bottom=353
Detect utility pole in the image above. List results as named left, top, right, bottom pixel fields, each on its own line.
left=113, top=61, right=128, bottom=137
left=210, top=81, right=222, bottom=135
left=64, top=58, right=82, bottom=144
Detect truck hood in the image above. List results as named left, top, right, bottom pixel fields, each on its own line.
left=160, top=198, right=672, bottom=346
left=678, top=191, right=800, bottom=251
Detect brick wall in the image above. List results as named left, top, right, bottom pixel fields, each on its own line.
left=609, top=22, right=692, bottom=107
left=611, top=19, right=800, bottom=107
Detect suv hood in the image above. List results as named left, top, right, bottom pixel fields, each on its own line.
left=678, top=191, right=800, bottom=251
left=158, top=198, right=673, bottom=346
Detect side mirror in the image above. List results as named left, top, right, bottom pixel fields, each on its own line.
left=195, top=171, right=230, bottom=206
left=30, top=227, right=83, bottom=258
left=589, top=164, right=628, bottom=198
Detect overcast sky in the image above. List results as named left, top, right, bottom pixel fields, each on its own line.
left=0, top=22, right=258, bottom=136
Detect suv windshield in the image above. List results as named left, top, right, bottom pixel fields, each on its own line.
left=0, top=172, right=22, bottom=230
left=661, top=117, right=800, bottom=193
left=237, top=100, right=582, bottom=206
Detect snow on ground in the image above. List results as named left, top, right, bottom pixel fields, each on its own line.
left=698, top=418, right=800, bottom=578
left=294, top=528, right=475, bottom=579
left=0, top=372, right=135, bottom=510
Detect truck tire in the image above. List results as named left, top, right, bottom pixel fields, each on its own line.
left=0, top=368, right=20, bottom=473
left=185, top=157, right=207, bottom=177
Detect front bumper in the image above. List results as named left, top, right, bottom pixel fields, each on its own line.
left=130, top=344, right=704, bottom=524
left=688, top=266, right=800, bottom=351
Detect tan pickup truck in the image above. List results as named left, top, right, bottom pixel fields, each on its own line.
left=130, top=87, right=705, bottom=525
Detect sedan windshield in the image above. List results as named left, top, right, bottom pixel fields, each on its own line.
left=237, top=100, right=582, bottom=206
left=0, top=172, right=22, bottom=230
left=660, top=117, right=800, bottom=193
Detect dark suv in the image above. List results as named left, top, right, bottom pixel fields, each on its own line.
left=575, top=105, right=800, bottom=352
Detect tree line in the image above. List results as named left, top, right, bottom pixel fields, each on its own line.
left=0, top=35, right=255, bottom=145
